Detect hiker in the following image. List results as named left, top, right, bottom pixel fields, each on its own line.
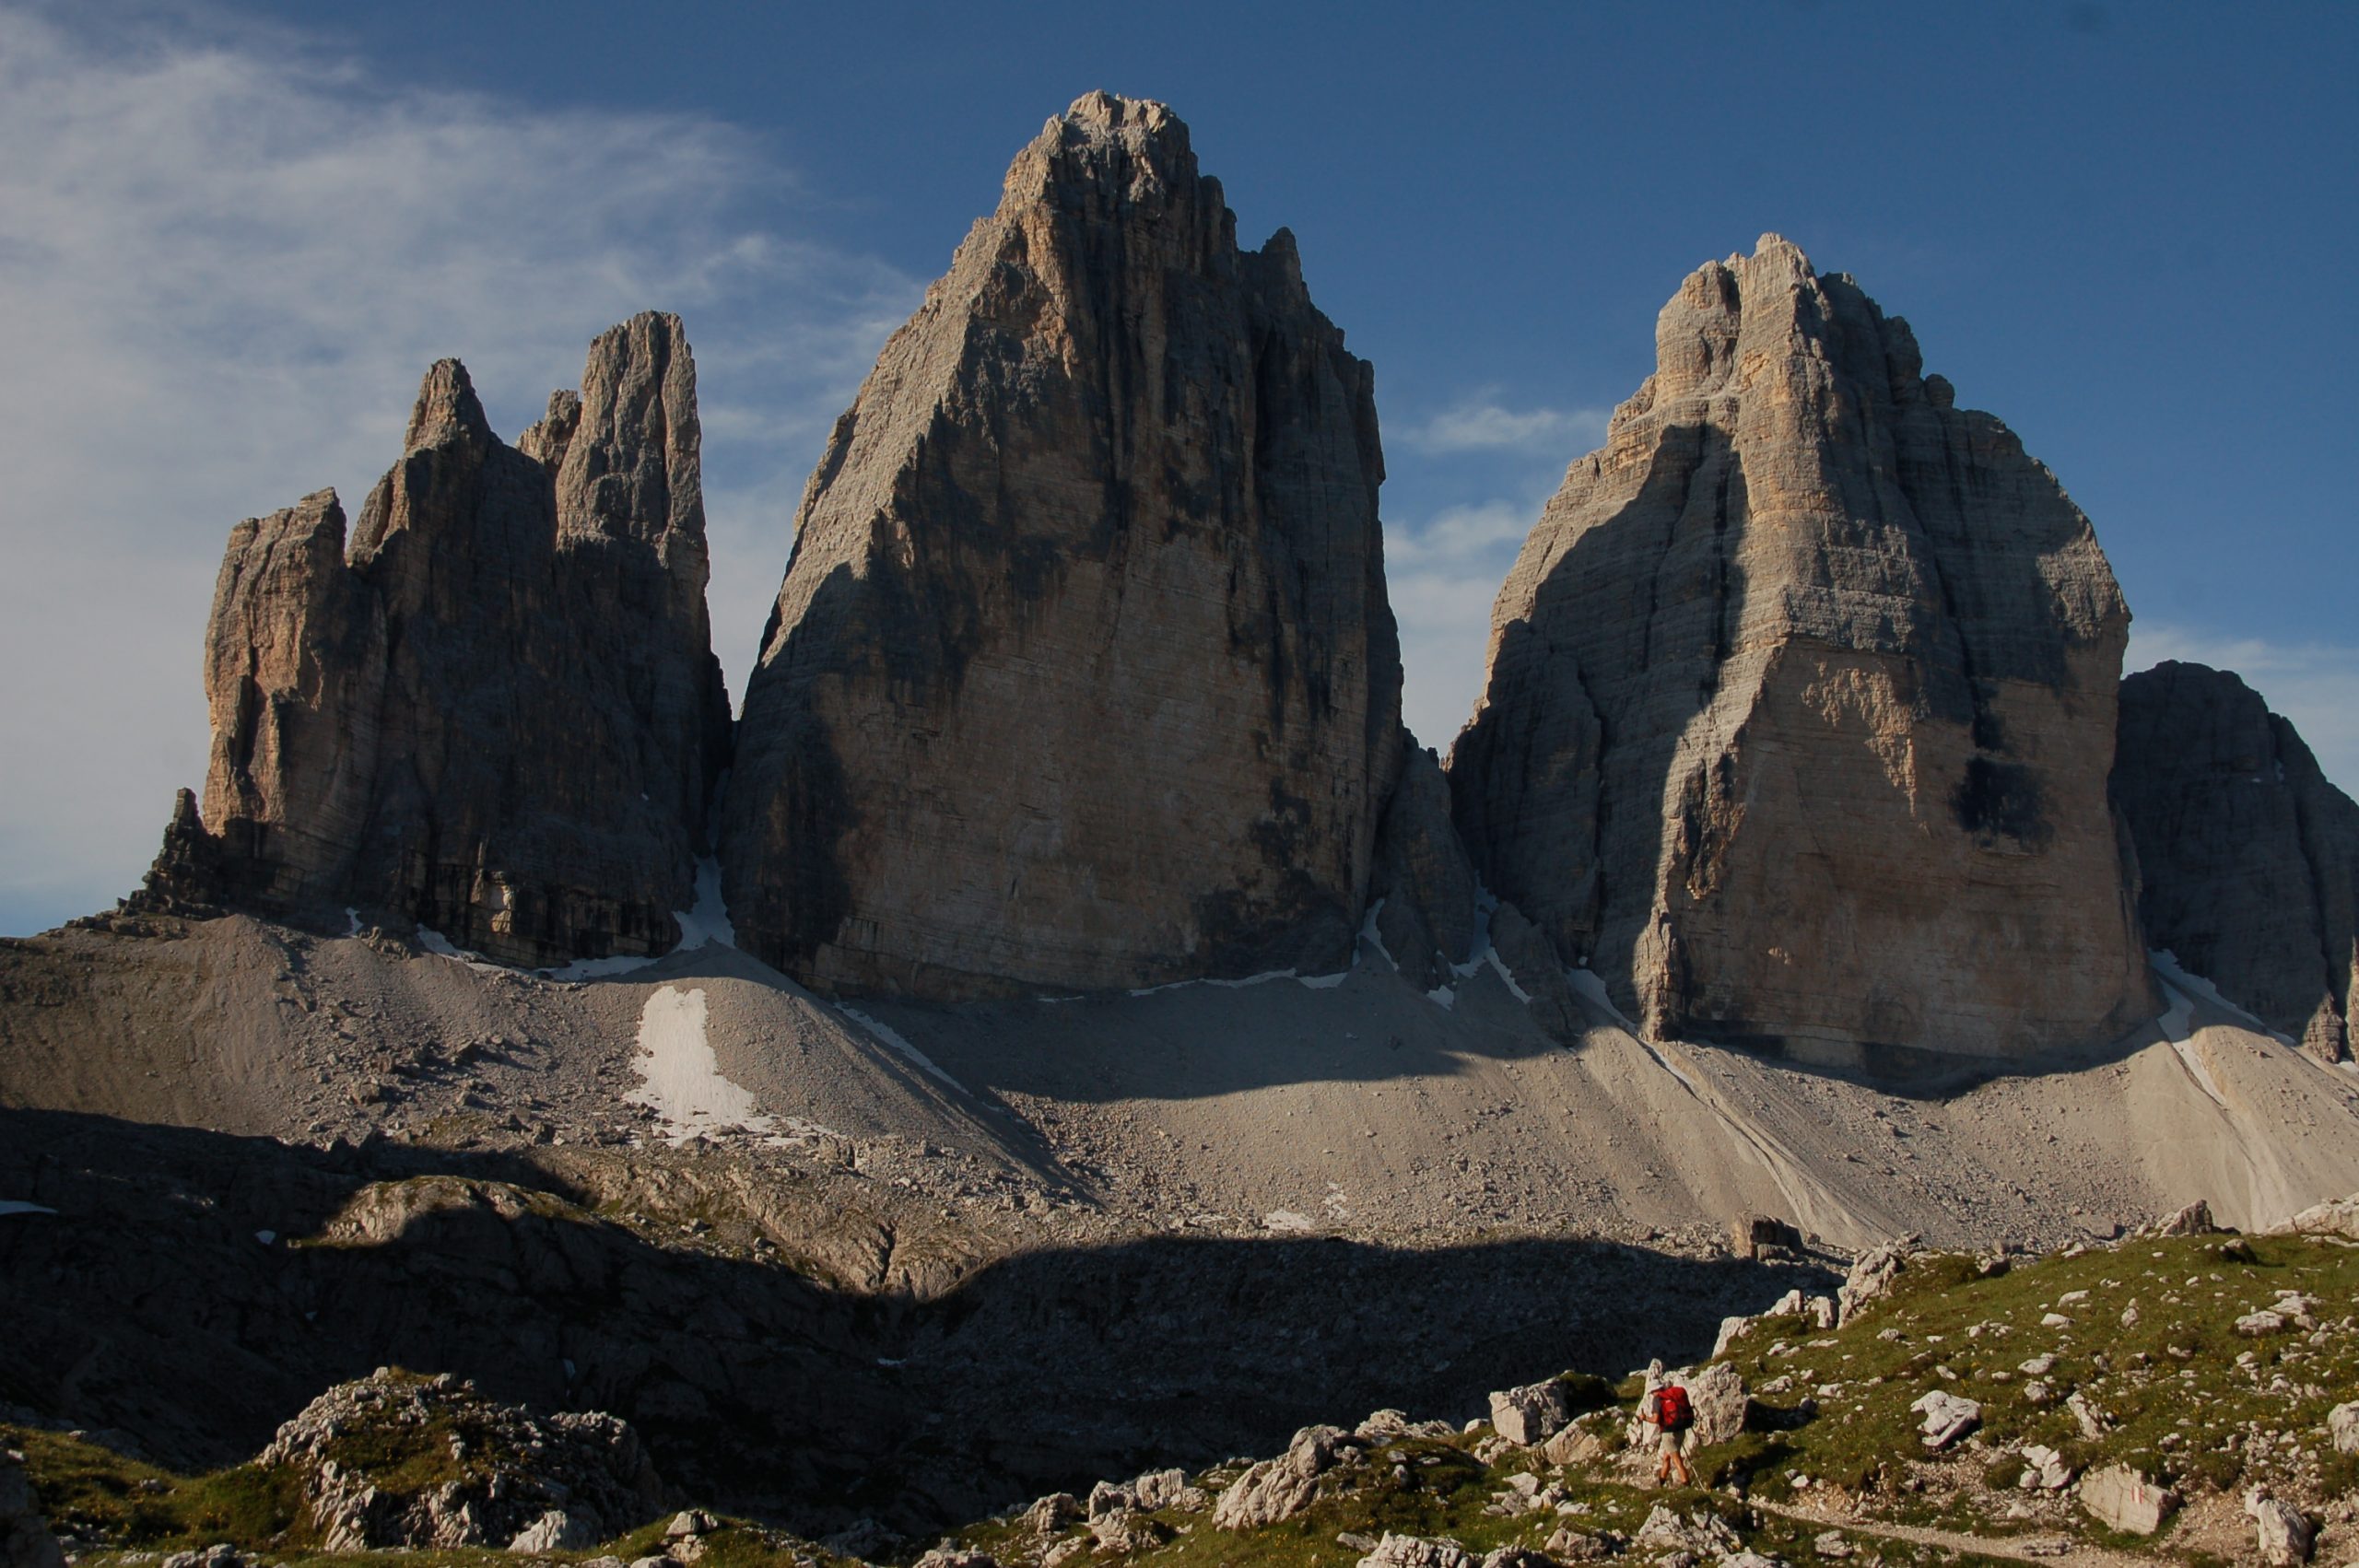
left=1639, top=1365, right=1696, bottom=1487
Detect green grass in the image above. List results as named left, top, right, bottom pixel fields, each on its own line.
left=5, top=1424, right=306, bottom=1553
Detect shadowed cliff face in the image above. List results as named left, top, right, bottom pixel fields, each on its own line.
left=722, top=92, right=1404, bottom=1001
left=144, top=315, right=734, bottom=966
left=1452, top=236, right=2154, bottom=1062
left=2113, top=661, right=2359, bottom=1063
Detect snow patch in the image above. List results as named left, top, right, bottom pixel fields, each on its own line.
left=840, top=1007, right=967, bottom=1094
left=627, top=986, right=774, bottom=1145
left=415, top=926, right=505, bottom=975
left=2149, top=968, right=2229, bottom=1109
left=1297, top=969, right=1349, bottom=990
left=0, top=1200, right=57, bottom=1218
left=2150, top=950, right=2294, bottom=1044
left=1360, top=897, right=1399, bottom=972
left=537, top=858, right=739, bottom=980
left=344, top=907, right=361, bottom=937
left=1425, top=984, right=1457, bottom=1011
left=1483, top=947, right=1532, bottom=1003
left=1567, top=965, right=1638, bottom=1031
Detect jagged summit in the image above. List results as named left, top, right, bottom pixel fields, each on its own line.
left=720, top=94, right=1414, bottom=1000
left=1450, top=235, right=2154, bottom=1061
left=142, top=312, right=731, bottom=966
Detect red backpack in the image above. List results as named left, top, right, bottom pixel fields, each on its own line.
left=1655, top=1384, right=1693, bottom=1430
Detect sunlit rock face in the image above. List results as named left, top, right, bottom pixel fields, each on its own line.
left=722, top=93, right=1404, bottom=1000
left=146, top=314, right=733, bottom=965
left=1451, top=236, right=2154, bottom=1061
left=2113, top=661, right=2359, bottom=1063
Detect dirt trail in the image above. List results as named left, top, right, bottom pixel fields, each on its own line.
left=1754, top=1500, right=2165, bottom=1566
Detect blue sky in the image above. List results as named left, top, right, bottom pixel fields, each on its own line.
left=3, top=0, right=2353, bottom=933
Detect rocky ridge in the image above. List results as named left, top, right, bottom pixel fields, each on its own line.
left=142, top=314, right=732, bottom=967
left=721, top=91, right=1412, bottom=1000
left=2111, top=660, right=2359, bottom=1063
left=1451, top=234, right=2154, bottom=1062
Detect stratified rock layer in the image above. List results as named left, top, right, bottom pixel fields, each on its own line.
left=147, top=314, right=731, bottom=965
left=2113, top=661, right=2359, bottom=1062
left=722, top=93, right=1402, bottom=998
left=1452, top=236, right=2153, bottom=1059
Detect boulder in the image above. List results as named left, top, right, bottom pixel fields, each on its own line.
left=722, top=93, right=1404, bottom=999
left=1449, top=235, right=2154, bottom=1060
left=2245, top=1490, right=2315, bottom=1566
left=1734, top=1215, right=1802, bottom=1259
left=1633, top=1504, right=1740, bottom=1558
left=1486, top=1379, right=1572, bottom=1445
left=0, top=1450, right=65, bottom=1568
left=2016, top=1444, right=2073, bottom=1491
left=2142, top=1199, right=2220, bottom=1237
left=2112, top=661, right=2359, bottom=1062
left=508, top=1511, right=598, bottom=1554
left=1212, top=1424, right=1356, bottom=1530
left=1909, top=1390, right=1980, bottom=1451
left=1837, top=1237, right=1919, bottom=1319
left=2271, top=1192, right=2359, bottom=1243
left=2329, top=1400, right=2359, bottom=1455
left=140, top=315, right=732, bottom=966
left=1684, top=1361, right=1749, bottom=1446
left=1355, top=1535, right=1474, bottom=1568
left=2078, top=1465, right=2177, bottom=1536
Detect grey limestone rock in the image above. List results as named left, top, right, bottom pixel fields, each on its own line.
left=722, top=93, right=1403, bottom=1000
left=2113, top=661, right=2359, bottom=1062
left=2078, top=1464, right=2176, bottom=1536
left=1450, top=235, right=2154, bottom=1060
left=0, top=1449, right=65, bottom=1568
left=1212, top=1423, right=1357, bottom=1530
left=1485, top=1379, right=1571, bottom=1446
left=142, top=315, right=731, bottom=967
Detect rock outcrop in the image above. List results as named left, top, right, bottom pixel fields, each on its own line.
left=257, top=1367, right=663, bottom=1551
left=0, top=1447, right=65, bottom=1568
left=721, top=93, right=1403, bottom=999
left=2112, top=661, right=2359, bottom=1061
left=1450, top=235, right=2154, bottom=1060
left=143, top=315, right=732, bottom=965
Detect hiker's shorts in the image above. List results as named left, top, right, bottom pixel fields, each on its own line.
left=1655, top=1428, right=1691, bottom=1456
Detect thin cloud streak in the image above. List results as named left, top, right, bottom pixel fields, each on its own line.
left=1401, top=396, right=1609, bottom=455
left=0, top=6, right=920, bottom=931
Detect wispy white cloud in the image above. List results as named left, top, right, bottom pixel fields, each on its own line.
left=2126, top=624, right=2359, bottom=798
left=0, top=6, right=919, bottom=931
left=1400, top=395, right=1609, bottom=456
left=1385, top=497, right=1549, bottom=751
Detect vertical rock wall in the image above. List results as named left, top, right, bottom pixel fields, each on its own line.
left=1452, top=236, right=2154, bottom=1060
left=722, top=93, right=1404, bottom=999
left=147, top=314, right=732, bottom=966
left=2113, top=661, right=2358, bottom=1062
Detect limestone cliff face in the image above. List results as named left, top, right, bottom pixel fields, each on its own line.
left=147, top=314, right=732, bottom=965
left=2113, top=661, right=2358, bottom=1063
left=1451, top=236, right=2154, bottom=1059
left=722, top=93, right=1403, bottom=998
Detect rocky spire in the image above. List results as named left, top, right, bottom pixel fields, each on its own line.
left=144, top=313, right=732, bottom=965
left=2113, top=661, right=2357, bottom=1062
left=1450, top=236, right=2154, bottom=1061
left=720, top=93, right=1406, bottom=999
